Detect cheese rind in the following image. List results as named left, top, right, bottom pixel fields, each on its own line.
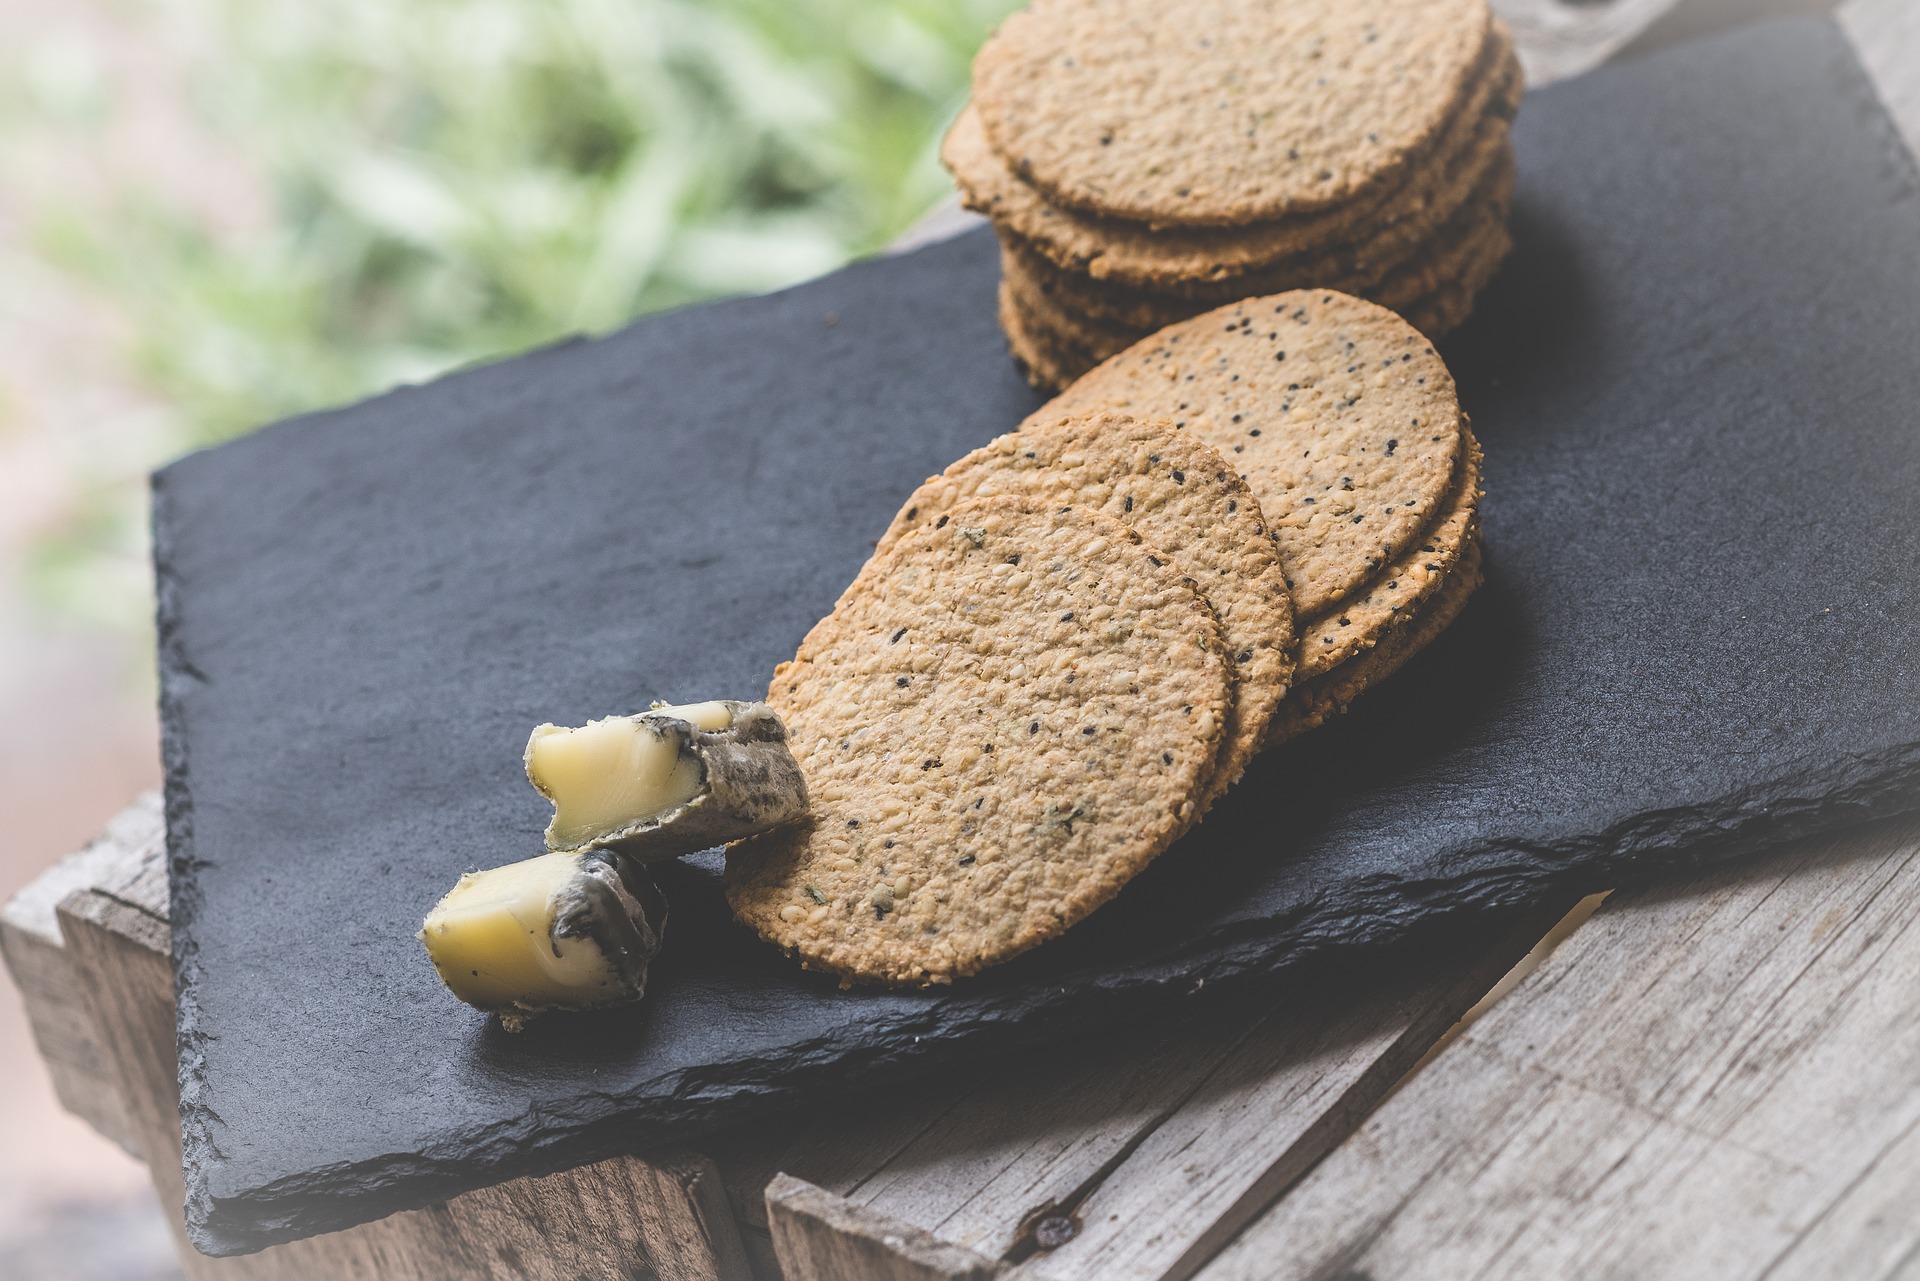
left=418, top=849, right=666, bottom=1031
left=525, top=700, right=808, bottom=862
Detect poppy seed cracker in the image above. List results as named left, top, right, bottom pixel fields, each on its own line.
left=1034, top=290, right=1467, bottom=620
left=1294, top=428, right=1482, bottom=680
left=1269, top=535, right=1485, bottom=745
left=1003, top=159, right=1516, bottom=358
left=724, top=497, right=1231, bottom=987
left=945, top=32, right=1521, bottom=291
left=970, top=0, right=1494, bottom=227
left=999, top=277, right=1095, bottom=393
left=876, top=411, right=1294, bottom=808
left=1001, top=137, right=1514, bottom=332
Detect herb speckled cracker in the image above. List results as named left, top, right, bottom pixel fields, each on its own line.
left=1295, top=428, right=1481, bottom=680
left=1269, top=536, right=1484, bottom=745
left=1004, top=163, right=1516, bottom=355
left=945, top=34, right=1520, bottom=289
left=876, top=412, right=1293, bottom=807
left=971, top=0, right=1493, bottom=227
left=1035, top=291, right=1466, bottom=619
left=999, top=278, right=1094, bottom=393
left=724, top=497, right=1230, bottom=987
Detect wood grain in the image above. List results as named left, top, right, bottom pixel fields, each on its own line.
left=740, top=907, right=1570, bottom=1281
left=1192, top=813, right=1920, bottom=1281
left=0, top=790, right=163, bottom=1152
left=49, top=822, right=755, bottom=1281
left=1002, top=919, right=1570, bottom=1281
left=767, top=1175, right=1004, bottom=1281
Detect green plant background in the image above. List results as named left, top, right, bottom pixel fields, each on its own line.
left=61, top=0, right=1014, bottom=444
left=20, top=0, right=1015, bottom=623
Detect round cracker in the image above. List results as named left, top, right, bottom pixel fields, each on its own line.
left=1268, top=535, right=1484, bottom=745
left=725, top=496, right=1231, bottom=986
left=1034, top=291, right=1466, bottom=619
left=1004, top=154, right=1515, bottom=356
left=999, top=278, right=1091, bottom=392
left=1404, top=218, right=1512, bottom=340
left=971, top=0, right=1494, bottom=226
left=999, top=134, right=1515, bottom=329
left=877, top=412, right=1294, bottom=808
left=1295, top=427, right=1481, bottom=679
left=1005, top=140, right=1517, bottom=329
left=947, top=31, right=1521, bottom=290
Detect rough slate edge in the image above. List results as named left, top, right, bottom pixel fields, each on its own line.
left=163, top=17, right=1920, bottom=1256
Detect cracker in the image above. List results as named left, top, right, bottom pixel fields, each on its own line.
left=948, top=33, right=1521, bottom=290
left=1402, top=220, right=1512, bottom=339
left=1004, top=154, right=1515, bottom=355
left=877, top=412, right=1294, bottom=807
left=999, top=278, right=1093, bottom=392
left=1035, top=291, right=1465, bottom=619
left=966, top=5, right=1506, bottom=230
left=1295, top=427, right=1481, bottom=680
left=724, top=496, right=1231, bottom=986
left=1268, top=535, right=1484, bottom=745
left=1003, top=141, right=1517, bottom=330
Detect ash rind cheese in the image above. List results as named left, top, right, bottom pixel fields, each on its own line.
left=419, top=848, right=668, bottom=1033
left=527, top=700, right=809, bottom=863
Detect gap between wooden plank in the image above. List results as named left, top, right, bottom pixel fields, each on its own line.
left=1189, top=813, right=1920, bottom=1281
left=752, top=899, right=1579, bottom=1281
left=1000, top=905, right=1579, bottom=1281
left=1386, top=890, right=1612, bottom=1098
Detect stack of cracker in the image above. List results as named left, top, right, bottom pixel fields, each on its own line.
left=727, top=290, right=1482, bottom=988
left=943, top=0, right=1523, bottom=392
left=1043, top=290, right=1484, bottom=743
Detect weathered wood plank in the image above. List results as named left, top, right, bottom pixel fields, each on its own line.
left=0, top=790, right=162, bottom=1152
left=50, top=825, right=755, bottom=1281
left=743, top=906, right=1569, bottom=1281
left=1002, top=915, right=1569, bottom=1281
left=1192, top=812, right=1920, bottom=1281
left=767, top=1175, right=1003, bottom=1281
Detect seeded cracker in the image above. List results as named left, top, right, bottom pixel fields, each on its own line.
left=724, top=497, right=1230, bottom=987
left=1004, top=161, right=1515, bottom=357
left=1000, top=141, right=1519, bottom=328
left=877, top=412, right=1293, bottom=807
left=1295, top=428, right=1482, bottom=679
left=1036, top=291, right=1466, bottom=619
left=944, top=30, right=1521, bottom=289
left=971, top=0, right=1493, bottom=226
left=999, top=278, right=1092, bottom=393
left=1269, top=537, right=1485, bottom=745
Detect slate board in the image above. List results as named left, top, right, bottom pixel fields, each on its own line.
left=160, top=17, right=1920, bottom=1255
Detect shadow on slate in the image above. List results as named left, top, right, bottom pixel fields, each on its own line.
left=159, top=16, right=1920, bottom=1255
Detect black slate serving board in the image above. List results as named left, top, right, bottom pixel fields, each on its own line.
left=161, top=17, right=1920, bottom=1255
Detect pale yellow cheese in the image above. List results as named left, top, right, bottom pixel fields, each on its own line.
left=652, top=700, right=734, bottom=731
left=527, top=702, right=736, bottom=851
left=418, top=852, right=614, bottom=1012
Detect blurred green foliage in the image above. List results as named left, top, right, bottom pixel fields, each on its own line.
left=45, top=0, right=1016, bottom=449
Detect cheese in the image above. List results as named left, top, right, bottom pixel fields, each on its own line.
left=524, top=700, right=808, bottom=861
left=418, top=849, right=666, bottom=1031
left=527, top=715, right=710, bottom=851
left=652, top=699, right=735, bottom=731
